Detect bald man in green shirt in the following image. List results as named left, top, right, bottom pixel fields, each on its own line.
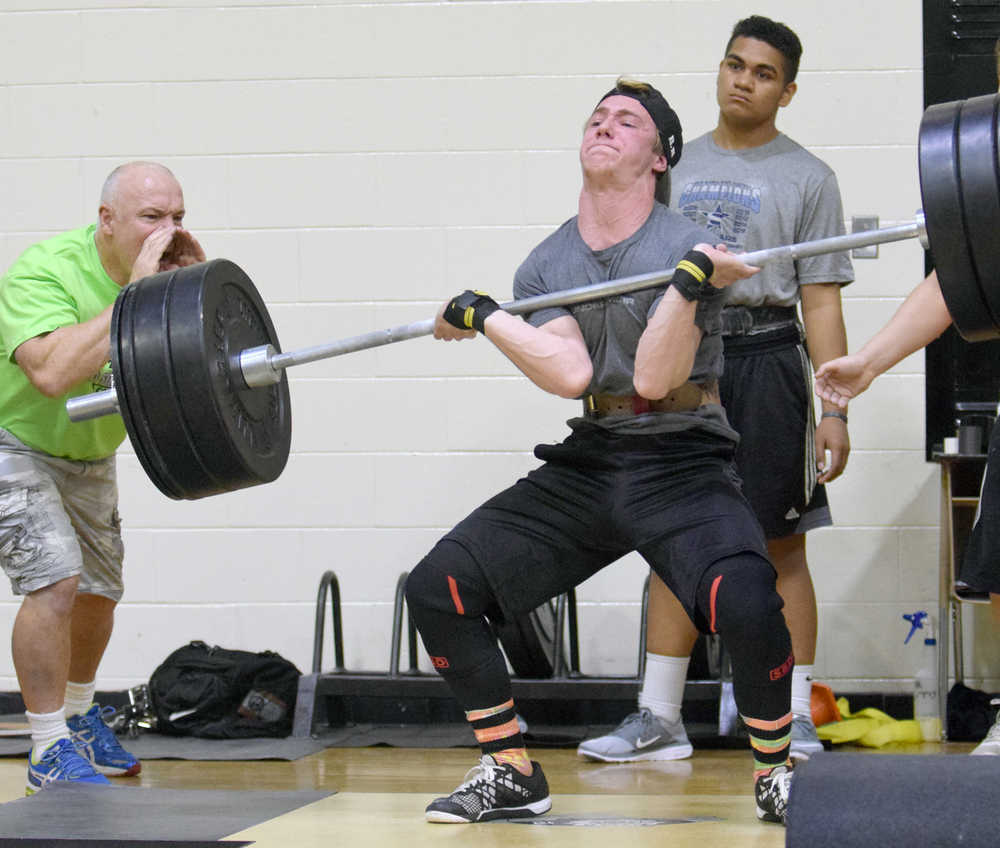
left=0, top=162, right=204, bottom=794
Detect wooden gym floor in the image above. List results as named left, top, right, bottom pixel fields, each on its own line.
left=0, top=738, right=975, bottom=846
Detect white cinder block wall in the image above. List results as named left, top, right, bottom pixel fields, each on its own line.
left=1, top=0, right=997, bottom=696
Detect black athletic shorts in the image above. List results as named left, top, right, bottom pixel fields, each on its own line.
left=720, top=324, right=831, bottom=539
left=443, top=424, right=769, bottom=630
left=960, top=419, right=1000, bottom=594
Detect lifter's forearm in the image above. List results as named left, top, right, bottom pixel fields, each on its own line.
left=483, top=311, right=594, bottom=398
left=633, top=287, right=701, bottom=399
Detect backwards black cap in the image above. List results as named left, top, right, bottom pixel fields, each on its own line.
left=596, top=79, right=683, bottom=168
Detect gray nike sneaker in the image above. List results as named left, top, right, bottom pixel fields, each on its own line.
left=577, top=708, right=693, bottom=762
left=789, top=713, right=824, bottom=760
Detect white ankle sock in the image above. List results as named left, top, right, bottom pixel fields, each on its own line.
left=791, top=665, right=814, bottom=718
left=638, top=653, right=689, bottom=724
left=26, top=707, right=71, bottom=759
left=64, top=680, right=96, bottom=720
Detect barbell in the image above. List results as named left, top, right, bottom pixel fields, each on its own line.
left=64, top=93, right=1000, bottom=500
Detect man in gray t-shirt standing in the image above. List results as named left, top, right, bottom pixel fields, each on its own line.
left=579, top=15, right=853, bottom=764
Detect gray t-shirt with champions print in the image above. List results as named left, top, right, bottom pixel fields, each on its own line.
left=671, top=132, right=854, bottom=307
left=512, top=202, right=737, bottom=440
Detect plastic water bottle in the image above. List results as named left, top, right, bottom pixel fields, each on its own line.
left=903, top=610, right=941, bottom=741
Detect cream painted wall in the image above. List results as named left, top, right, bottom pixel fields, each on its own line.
left=1, top=0, right=996, bottom=696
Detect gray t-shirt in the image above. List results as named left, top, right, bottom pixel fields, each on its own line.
left=513, top=203, right=736, bottom=439
left=671, top=132, right=854, bottom=307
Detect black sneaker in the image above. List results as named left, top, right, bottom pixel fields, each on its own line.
left=755, top=764, right=793, bottom=824
left=425, top=755, right=551, bottom=823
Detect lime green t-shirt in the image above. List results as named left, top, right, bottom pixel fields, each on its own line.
left=0, top=225, right=126, bottom=460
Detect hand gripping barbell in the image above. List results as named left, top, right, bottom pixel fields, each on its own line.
left=64, top=93, right=1000, bottom=500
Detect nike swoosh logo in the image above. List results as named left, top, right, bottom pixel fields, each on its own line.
left=635, top=735, right=662, bottom=748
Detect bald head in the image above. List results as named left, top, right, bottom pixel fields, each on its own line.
left=95, top=161, right=188, bottom=285
left=100, top=161, right=179, bottom=210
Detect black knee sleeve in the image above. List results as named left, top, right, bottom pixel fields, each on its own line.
left=697, top=553, right=792, bottom=720
left=405, top=538, right=497, bottom=619
left=404, top=540, right=511, bottom=709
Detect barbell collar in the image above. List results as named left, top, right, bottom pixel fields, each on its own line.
left=238, top=343, right=282, bottom=389
left=65, top=388, right=120, bottom=422
left=916, top=210, right=929, bottom=250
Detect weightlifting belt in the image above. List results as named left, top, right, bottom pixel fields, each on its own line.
left=719, top=305, right=798, bottom=337
left=583, top=381, right=717, bottom=419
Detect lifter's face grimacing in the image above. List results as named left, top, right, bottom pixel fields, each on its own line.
left=581, top=95, right=667, bottom=187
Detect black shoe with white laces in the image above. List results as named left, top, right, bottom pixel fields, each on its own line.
left=755, top=764, right=793, bottom=824
left=425, top=755, right=551, bottom=823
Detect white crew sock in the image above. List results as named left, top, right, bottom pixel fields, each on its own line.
left=791, top=664, right=814, bottom=718
left=26, top=707, right=71, bottom=760
left=638, top=653, right=689, bottom=724
left=64, top=680, right=96, bottom=720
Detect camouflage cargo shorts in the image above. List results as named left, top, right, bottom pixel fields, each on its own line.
left=0, top=428, right=123, bottom=600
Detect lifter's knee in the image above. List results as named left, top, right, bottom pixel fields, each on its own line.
left=700, top=553, right=785, bottom=644
left=405, top=540, right=508, bottom=691
left=701, top=554, right=792, bottom=716
left=405, top=539, right=494, bottom=620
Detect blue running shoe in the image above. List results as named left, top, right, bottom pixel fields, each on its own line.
left=26, top=737, right=110, bottom=795
left=67, top=704, right=142, bottom=776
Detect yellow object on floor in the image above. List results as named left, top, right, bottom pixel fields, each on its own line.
left=815, top=698, right=941, bottom=747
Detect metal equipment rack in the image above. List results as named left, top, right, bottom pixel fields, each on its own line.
left=292, top=570, right=725, bottom=738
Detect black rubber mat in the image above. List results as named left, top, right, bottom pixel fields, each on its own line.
left=0, top=733, right=327, bottom=761
left=317, top=722, right=604, bottom=748
left=787, top=752, right=1000, bottom=846
left=316, top=720, right=743, bottom=748
left=0, top=783, right=332, bottom=841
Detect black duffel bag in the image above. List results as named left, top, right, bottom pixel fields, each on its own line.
left=148, top=640, right=301, bottom=738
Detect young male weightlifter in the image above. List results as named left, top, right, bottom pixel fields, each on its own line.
left=403, top=78, right=796, bottom=826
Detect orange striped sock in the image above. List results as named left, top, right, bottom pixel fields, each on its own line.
left=743, top=712, right=792, bottom=778
left=492, top=748, right=532, bottom=775
left=465, top=699, right=529, bottom=773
